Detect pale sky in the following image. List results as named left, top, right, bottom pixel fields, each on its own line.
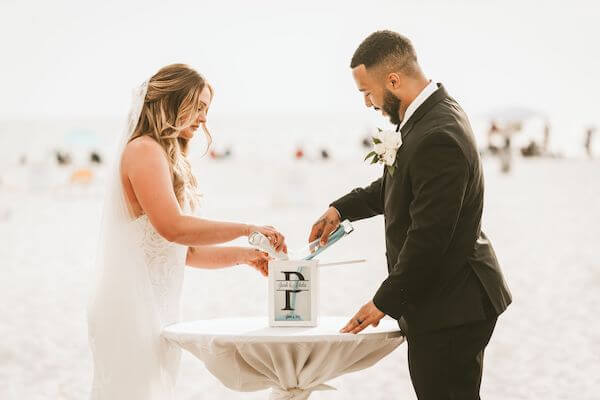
left=1, top=0, right=599, bottom=125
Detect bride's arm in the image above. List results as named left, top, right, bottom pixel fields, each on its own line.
left=124, top=138, right=262, bottom=246
left=186, top=246, right=269, bottom=276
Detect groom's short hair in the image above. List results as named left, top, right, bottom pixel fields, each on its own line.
left=351, top=30, right=418, bottom=76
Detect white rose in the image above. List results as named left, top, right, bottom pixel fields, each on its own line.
left=373, top=129, right=384, bottom=143
left=383, top=149, right=396, bottom=166
left=383, top=130, right=402, bottom=151
left=373, top=142, right=386, bottom=155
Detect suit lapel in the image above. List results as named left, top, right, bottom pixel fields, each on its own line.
left=383, top=83, right=449, bottom=194
left=400, top=83, right=448, bottom=141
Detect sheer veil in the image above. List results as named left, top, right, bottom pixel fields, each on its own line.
left=87, top=80, right=175, bottom=398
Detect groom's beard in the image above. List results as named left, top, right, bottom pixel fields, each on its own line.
left=383, top=89, right=402, bottom=126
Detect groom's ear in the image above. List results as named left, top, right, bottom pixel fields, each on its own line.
left=385, top=72, right=401, bottom=90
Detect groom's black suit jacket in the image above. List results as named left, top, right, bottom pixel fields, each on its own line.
left=331, top=84, right=512, bottom=336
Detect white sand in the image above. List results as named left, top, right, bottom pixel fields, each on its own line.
left=1, top=156, right=599, bottom=399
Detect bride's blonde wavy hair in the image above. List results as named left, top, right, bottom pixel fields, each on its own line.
left=129, top=64, right=213, bottom=211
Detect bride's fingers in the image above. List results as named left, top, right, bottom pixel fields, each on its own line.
left=266, top=232, right=277, bottom=246
left=267, top=231, right=285, bottom=251
left=276, top=232, right=285, bottom=245
left=253, top=250, right=269, bottom=262
left=277, top=239, right=287, bottom=253
left=253, top=261, right=262, bottom=273
left=248, top=249, right=270, bottom=276
left=254, top=264, right=266, bottom=276
left=254, top=259, right=268, bottom=276
left=273, top=235, right=284, bottom=251
left=263, top=226, right=277, bottom=237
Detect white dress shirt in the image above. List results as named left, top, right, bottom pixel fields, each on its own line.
left=398, top=80, right=438, bottom=131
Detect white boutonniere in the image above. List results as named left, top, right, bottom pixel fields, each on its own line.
left=364, top=128, right=403, bottom=176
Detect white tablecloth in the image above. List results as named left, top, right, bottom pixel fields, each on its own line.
left=163, top=316, right=404, bottom=400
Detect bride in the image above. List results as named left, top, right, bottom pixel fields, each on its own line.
left=87, top=64, right=287, bottom=399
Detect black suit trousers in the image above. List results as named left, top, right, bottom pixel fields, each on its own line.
left=406, top=285, right=497, bottom=400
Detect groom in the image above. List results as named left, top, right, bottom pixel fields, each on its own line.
left=308, top=31, right=512, bottom=399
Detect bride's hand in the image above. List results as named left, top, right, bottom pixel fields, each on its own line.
left=243, top=248, right=271, bottom=277
left=246, top=225, right=288, bottom=254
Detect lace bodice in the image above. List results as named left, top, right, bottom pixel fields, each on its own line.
left=132, top=214, right=188, bottom=326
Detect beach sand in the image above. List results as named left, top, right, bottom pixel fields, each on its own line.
left=1, top=156, right=599, bottom=399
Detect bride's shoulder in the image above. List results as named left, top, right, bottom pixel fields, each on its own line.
left=123, top=136, right=166, bottom=165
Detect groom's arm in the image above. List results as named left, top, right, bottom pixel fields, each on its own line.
left=372, top=133, right=469, bottom=320
left=329, top=177, right=384, bottom=222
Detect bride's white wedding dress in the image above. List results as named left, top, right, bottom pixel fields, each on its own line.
left=88, top=205, right=190, bottom=400
left=87, top=80, right=194, bottom=399
left=133, top=212, right=188, bottom=326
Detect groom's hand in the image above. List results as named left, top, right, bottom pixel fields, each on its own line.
left=308, top=207, right=341, bottom=246
left=340, top=300, right=385, bottom=334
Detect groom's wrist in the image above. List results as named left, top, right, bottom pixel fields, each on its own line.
left=330, top=206, right=342, bottom=221
left=328, top=202, right=345, bottom=221
left=373, top=282, right=407, bottom=321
